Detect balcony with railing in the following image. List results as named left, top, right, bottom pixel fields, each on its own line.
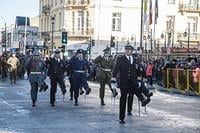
left=179, top=3, right=200, bottom=14
left=176, top=32, right=200, bottom=44
left=68, top=29, right=94, bottom=38
left=41, top=31, right=50, bottom=39
left=42, top=5, right=51, bottom=14
left=66, top=0, right=90, bottom=9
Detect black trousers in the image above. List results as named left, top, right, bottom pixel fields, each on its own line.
left=73, top=75, right=89, bottom=100
left=69, top=77, right=74, bottom=98
left=50, top=76, right=66, bottom=104
left=138, top=80, right=150, bottom=97
left=119, top=88, right=133, bottom=121
left=30, top=82, right=38, bottom=101
left=99, top=76, right=112, bottom=99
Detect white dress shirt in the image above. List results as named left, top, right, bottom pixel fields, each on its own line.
left=126, top=55, right=133, bottom=64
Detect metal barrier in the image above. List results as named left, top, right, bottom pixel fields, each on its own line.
left=165, top=68, right=200, bottom=95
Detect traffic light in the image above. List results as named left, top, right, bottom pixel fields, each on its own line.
left=61, top=45, right=65, bottom=52
left=91, top=39, right=95, bottom=46
left=110, top=36, right=115, bottom=47
left=1, top=31, right=6, bottom=43
left=61, top=32, right=68, bottom=44
left=87, top=47, right=91, bottom=54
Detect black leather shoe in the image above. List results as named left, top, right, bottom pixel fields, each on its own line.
left=147, top=92, right=153, bottom=98
left=141, top=98, right=151, bottom=107
left=39, top=87, right=43, bottom=92
left=112, top=90, right=118, bottom=97
left=101, top=99, right=105, bottom=106
left=86, top=88, right=91, bottom=95
left=43, top=84, right=48, bottom=92
left=32, top=100, right=36, bottom=107
left=127, top=112, right=132, bottom=116
left=119, top=120, right=125, bottom=124
left=62, top=89, right=67, bottom=95
left=80, top=90, right=84, bottom=95
left=51, top=103, right=55, bottom=106
left=70, top=97, right=73, bottom=101
left=75, top=99, right=78, bottom=106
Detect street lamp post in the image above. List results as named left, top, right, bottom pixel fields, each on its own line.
left=140, top=0, right=144, bottom=49
left=161, top=33, right=165, bottom=53
left=131, top=34, right=136, bottom=47
left=51, top=16, right=55, bottom=55
left=183, top=28, right=190, bottom=54
left=0, top=16, right=6, bottom=53
left=143, top=35, right=147, bottom=53
left=167, top=32, right=172, bottom=54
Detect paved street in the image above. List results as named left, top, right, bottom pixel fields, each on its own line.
left=0, top=78, right=200, bottom=133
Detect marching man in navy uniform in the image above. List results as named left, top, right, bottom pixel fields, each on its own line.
left=69, top=49, right=91, bottom=106
left=112, top=43, right=151, bottom=124
left=47, top=49, right=67, bottom=106
left=93, top=47, right=118, bottom=106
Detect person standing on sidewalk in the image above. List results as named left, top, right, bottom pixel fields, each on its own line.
left=47, top=49, right=67, bottom=106
left=146, top=61, right=154, bottom=86
left=93, top=47, right=118, bottom=106
left=25, top=51, right=48, bottom=107
left=7, top=52, right=20, bottom=84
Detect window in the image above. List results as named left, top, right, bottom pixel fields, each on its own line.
left=77, top=11, right=84, bottom=32
left=41, top=19, right=43, bottom=31
left=86, top=11, right=89, bottom=32
left=167, top=0, right=175, bottom=4
left=59, top=12, right=62, bottom=30
left=51, top=0, right=53, bottom=6
left=187, top=16, right=198, bottom=33
left=72, top=11, right=75, bottom=33
left=112, top=13, right=121, bottom=31
left=166, top=16, right=175, bottom=31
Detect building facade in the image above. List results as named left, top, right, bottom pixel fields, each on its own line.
left=39, top=0, right=200, bottom=58
left=0, top=16, right=39, bottom=54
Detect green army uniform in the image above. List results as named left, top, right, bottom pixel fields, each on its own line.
left=94, top=48, right=117, bottom=105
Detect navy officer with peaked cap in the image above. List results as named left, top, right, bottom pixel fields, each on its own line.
left=47, top=49, right=67, bottom=106
left=112, top=43, right=151, bottom=124
left=69, top=49, right=91, bottom=106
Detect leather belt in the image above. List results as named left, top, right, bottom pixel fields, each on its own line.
left=101, top=69, right=111, bottom=72
left=30, top=72, right=42, bottom=74
left=74, top=70, right=85, bottom=73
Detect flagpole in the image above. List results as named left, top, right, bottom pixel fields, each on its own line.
left=140, top=0, right=144, bottom=49
left=24, top=17, right=27, bottom=54
left=153, top=13, right=156, bottom=52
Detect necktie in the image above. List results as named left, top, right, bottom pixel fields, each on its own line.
left=128, top=56, right=131, bottom=64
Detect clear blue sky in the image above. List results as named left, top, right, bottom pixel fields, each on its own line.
left=0, top=0, right=39, bottom=28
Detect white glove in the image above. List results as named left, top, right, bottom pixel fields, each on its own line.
left=86, top=73, right=89, bottom=77
left=111, top=77, right=117, bottom=83
left=138, top=81, right=141, bottom=88
left=111, top=77, right=117, bottom=89
left=51, top=53, right=55, bottom=58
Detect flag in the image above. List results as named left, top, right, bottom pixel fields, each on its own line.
left=155, top=0, right=158, bottom=24
left=143, top=0, right=148, bottom=24
left=149, top=0, right=152, bottom=25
